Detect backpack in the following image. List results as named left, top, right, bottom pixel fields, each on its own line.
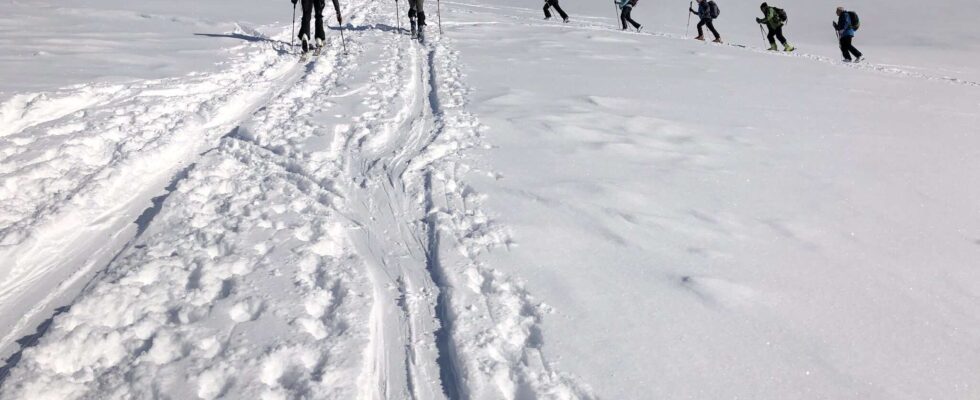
left=708, top=1, right=720, bottom=18
left=774, top=7, right=787, bottom=23
left=847, top=10, right=860, bottom=30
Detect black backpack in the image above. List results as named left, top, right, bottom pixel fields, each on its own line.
left=774, top=7, right=787, bottom=23
left=708, top=1, right=720, bottom=18
left=847, top=10, right=860, bottom=30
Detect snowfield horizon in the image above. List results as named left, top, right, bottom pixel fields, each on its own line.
left=1, top=0, right=978, bottom=399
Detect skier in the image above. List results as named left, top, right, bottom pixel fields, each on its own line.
left=543, top=0, right=569, bottom=23
left=756, top=2, right=794, bottom=52
left=292, top=0, right=342, bottom=53
left=689, top=0, right=721, bottom=43
left=408, top=0, right=426, bottom=37
left=833, top=6, right=863, bottom=62
left=616, top=0, right=642, bottom=32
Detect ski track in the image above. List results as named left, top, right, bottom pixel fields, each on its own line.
left=0, top=22, right=312, bottom=363
left=444, top=1, right=980, bottom=88
left=0, top=0, right=594, bottom=398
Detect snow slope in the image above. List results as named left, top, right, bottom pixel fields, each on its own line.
left=1, top=0, right=979, bottom=399
left=0, top=0, right=286, bottom=95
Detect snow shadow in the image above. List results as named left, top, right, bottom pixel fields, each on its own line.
left=0, top=306, right=70, bottom=386
left=193, top=33, right=292, bottom=54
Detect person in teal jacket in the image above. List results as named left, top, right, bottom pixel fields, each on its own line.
left=834, top=7, right=863, bottom=62
left=756, top=2, right=794, bottom=52
left=617, top=0, right=642, bottom=31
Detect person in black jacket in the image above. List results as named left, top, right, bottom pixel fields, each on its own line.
left=543, top=0, right=569, bottom=23
left=689, top=0, right=721, bottom=43
left=292, top=0, right=342, bottom=53
left=408, top=0, right=426, bottom=34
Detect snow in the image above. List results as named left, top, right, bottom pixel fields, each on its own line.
left=1, top=0, right=979, bottom=398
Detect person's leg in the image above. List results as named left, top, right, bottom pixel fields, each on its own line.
left=696, top=20, right=706, bottom=38
left=314, top=0, right=326, bottom=41
left=706, top=19, right=720, bottom=39
left=775, top=26, right=787, bottom=45
left=543, top=2, right=552, bottom=19
left=299, top=0, right=314, bottom=40
left=553, top=0, right=568, bottom=20
left=848, top=37, right=862, bottom=59
left=417, top=0, right=426, bottom=26
left=839, top=36, right=851, bottom=60
left=620, top=9, right=628, bottom=29
left=625, top=6, right=640, bottom=29
left=767, top=27, right=777, bottom=46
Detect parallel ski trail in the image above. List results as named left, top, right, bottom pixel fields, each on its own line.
left=2, top=2, right=597, bottom=399
left=0, top=31, right=310, bottom=361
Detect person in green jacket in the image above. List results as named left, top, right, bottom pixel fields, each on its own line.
left=756, top=2, right=794, bottom=52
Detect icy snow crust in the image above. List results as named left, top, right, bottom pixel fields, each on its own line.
left=1, top=0, right=979, bottom=399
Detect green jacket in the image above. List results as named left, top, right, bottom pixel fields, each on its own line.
left=757, top=7, right=783, bottom=29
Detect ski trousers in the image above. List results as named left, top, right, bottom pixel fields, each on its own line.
left=621, top=5, right=641, bottom=30
left=697, top=18, right=719, bottom=39
left=298, top=0, right=341, bottom=41
left=408, top=0, right=426, bottom=27
left=543, top=0, right=568, bottom=20
left=767, top=25, right=787, bottom=45
left=839, top=36, right=862, bottom=60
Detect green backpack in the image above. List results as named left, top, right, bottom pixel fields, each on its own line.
left=847, top=11, right=860, bottom=30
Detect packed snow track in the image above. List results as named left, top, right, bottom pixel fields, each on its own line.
left=0, top=0, right=591, bottom=399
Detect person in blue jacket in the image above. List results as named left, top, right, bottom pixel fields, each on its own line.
left=833, top=6, right=863, bottom=62
left=616, top=0, right=642, bottom=31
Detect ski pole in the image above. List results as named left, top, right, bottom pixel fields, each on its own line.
left=758, top=23, right=767, bottom=47
left=291, top=3, right=297, bottom=50
left=437, top=0, right=443, bottom=34
left=686, top=1, right=692, bottom=37
left=339, top=24, right=348, bottom=53
left=613, top=1, right=620, bottom=29
left=395, top=0, right=401, bottom=33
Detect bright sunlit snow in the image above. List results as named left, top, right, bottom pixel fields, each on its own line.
left=1, top=0, right=978, bottom=399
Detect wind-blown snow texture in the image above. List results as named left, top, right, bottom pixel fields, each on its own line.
left=1, top=0, right=979, bottom=399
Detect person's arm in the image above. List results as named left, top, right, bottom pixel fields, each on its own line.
left=332, top=0, right=342, bottom=24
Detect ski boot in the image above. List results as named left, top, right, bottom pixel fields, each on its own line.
left=713, top=37, right=723, bottom=43
left=636, top=25, right=643, bottom=32
left=694, top=35, right=705, bottom=41
left=300, top=34, right=310, bottom=53
left=783, top=43, right=795, bottom=52
left=544, top=16, right=552, bottom=20
left=767, top=43, right=778, bottom=51
left=563, top=17, right=570, bottom=23
left=853, top=56, right=863, bottom=63
left=314, top=38, right=325, bottom=56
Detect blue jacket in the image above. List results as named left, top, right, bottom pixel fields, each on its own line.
left=617, top=0, right=636, bottom=9
left=837, top=11, right=856, bottom=37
